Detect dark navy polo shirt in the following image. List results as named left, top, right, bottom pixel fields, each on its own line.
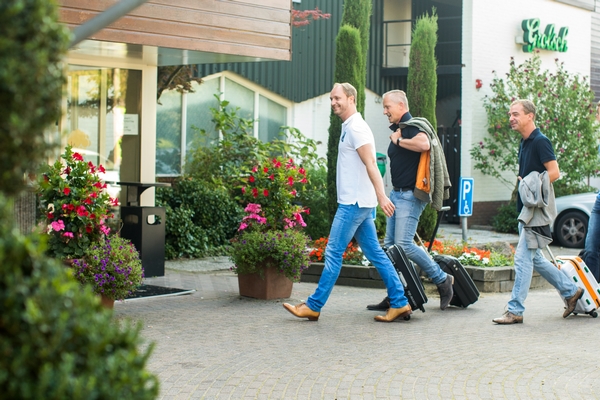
left=517, top=127, right=556, bottom=212
left=387, top=112, right=421, bottom=189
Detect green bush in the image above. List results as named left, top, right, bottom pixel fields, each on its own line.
left=157, top=178, right=244, bottom=259
left=492, top=202, right=519, bottom=234
left=417, top=203, right=438, bottom=242
left=0, top=0, right=70, bottom=196
left=298, top=166, right=330, bottom=240
left=375, top=206, right=387, bottom=240
left=0, top=196, right=158, bottom=399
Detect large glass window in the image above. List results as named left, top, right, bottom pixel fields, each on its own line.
left=156, top=72, right=289, bottom=176
left=63, top=66, right=142, bottom=199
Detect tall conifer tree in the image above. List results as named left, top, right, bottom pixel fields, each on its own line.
left=407, top=10, right=439, bottom=239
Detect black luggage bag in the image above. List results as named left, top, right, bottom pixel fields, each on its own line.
left=422, top=206, right=479, bottom=308
left=434, top=254, right=479, bottom=308
left=385, top=244, right=428, bottom=313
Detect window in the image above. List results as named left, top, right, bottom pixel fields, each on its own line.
left=155, top=72, right=290, bottom=176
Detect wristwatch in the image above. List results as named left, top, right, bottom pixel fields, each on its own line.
left=396, top=137, right=403, bottom=146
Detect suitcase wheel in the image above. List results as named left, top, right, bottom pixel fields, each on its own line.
left=590, top=310, right=598, bottom=318
left=404, top=315, right=411, bottom=321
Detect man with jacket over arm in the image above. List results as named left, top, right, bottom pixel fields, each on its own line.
left=366, top=90, right=454, bottom=311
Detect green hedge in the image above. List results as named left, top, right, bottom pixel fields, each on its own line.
left=0, top=197, right=158, bottom=399
left=157, top=178, right=243, bottom=259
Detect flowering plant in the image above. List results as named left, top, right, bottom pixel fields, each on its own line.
left=230, top=156, right=312, bottom=282
left=309, top=237, right=369, bottom=266
left=37, top=146, right=118, bottom=259
left=426, top=239, right=515, bottom=267
left=72, top=235, right=143, bottom=301
left=239, top=157, right=308, bottom=230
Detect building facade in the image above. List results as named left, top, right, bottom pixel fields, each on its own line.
left=56, top=0, right=292, bottom=206
left=161, top=0, right=595, bottom=225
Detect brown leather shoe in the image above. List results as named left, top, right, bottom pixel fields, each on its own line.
left=492, top=311, right=523, bottom=324
left=283, top=302, right=320, bottom=321
left=374, top=304, right=412, bottom=322
left=563, top=287, right=584, bottom=318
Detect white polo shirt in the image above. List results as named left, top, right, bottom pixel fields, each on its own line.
left=336, top=112, right=377, bottom=208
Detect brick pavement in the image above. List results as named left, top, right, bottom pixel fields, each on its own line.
left=116, top=266, right=600, bottom=400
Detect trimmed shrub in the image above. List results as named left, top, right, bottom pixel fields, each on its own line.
left=157, top=178, right=244, bottom=259
left=0, top=0, right=70, bottom=196
left=0, top=196, right=158, bottom=399
left=298, top=166, right=330, bottom=240
left=492, top=202, right=519, bottom=234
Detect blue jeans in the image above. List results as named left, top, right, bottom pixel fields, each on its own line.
left=306, top=203, right=408, bottom=312
left=583, top=193, right=600, bottom=281
left=508, top=222, right=578, bottom=316
left=383, top=189, right=447, bottom=285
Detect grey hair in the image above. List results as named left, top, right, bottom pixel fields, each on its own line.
left=383, top=89, right=409, bottom=111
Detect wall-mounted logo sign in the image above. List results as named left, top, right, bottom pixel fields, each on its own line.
left=520, top=18, right=568, bottom=53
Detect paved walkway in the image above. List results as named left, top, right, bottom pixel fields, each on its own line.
left=114, top=225, right=597, bottom=400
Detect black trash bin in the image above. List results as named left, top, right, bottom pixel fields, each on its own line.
left=117, top=182, right=171, bottom=278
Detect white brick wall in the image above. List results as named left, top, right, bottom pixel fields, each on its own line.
left=462, top=0, right=592, bottom=202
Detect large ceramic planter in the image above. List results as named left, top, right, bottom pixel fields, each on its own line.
left=237, top=265, right=293, bottom=300
left=100, top=294, right=115, bottom=309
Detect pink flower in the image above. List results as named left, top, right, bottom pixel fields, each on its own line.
left=287, top=176, right=294, bottom=186
left=99, top=224, right=111, bottom=235
left=252, top=166, right=258, bottom=173
left=238, top=222, right=248, bottom=231
left=245, top=203, right=262, bottom=214
left=51, top=220, right=65, bottom=231
left=63, top=231, right=74, bottom=238
left=241, top=186, right=246, bottom=194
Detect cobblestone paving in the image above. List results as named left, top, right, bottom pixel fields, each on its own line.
left=116, top=270, right=600, bottom=400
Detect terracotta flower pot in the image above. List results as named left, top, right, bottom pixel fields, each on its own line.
left=100, top=294, right=115, bottom=309
left=237, top=265, right=293, bottom=300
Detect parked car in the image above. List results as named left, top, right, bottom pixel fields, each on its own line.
left=553, top=192, right=597, bottom=248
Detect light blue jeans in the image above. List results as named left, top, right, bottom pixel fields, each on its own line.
left=508, top=222, right=578, bottom=316
left=583, top=192, right=600, bottom=281
left=383, top=189, right=447, bottom=285
left=306, top=203, right=408, bottom=312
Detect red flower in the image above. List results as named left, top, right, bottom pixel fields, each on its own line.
left=93, top=182, right=103, bottom=188
left=249, top=176, right=255, bottom=183
left=73, top=152, right=83, bottom=161
left=263, top=167, right=269, bottom=173
left=252, top=188, right=258, bottom=198
left=63, top=187, right=71, bottom=196
left=63, top=166, right=71, bottom=175
left=98, top=165, right=105, bottom=173
left=263, top=189, right=269, bottom=197
left=287, top=176, right=294, bottom=186
left=269, top=174, right=274, bottom=181
left=47, top=212, right=54, bottom=220
left=87, top=161, right=96, bottom=173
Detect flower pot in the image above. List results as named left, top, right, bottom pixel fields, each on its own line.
left=100, top=294, right=115, bottom=309
left=237, top=265, right=293, bottom=300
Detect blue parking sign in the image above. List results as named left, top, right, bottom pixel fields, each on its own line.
left=458, top=177, right=474, bottom=217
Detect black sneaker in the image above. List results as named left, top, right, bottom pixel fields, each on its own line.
left=366, top=296, right=390, bottom=311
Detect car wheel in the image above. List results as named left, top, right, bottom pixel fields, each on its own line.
left=554, top=211, right=589, bottom=248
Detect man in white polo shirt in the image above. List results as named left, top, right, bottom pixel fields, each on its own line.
left=283, top=82, right=411, bottom=322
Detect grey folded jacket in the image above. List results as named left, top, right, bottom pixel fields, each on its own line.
left=518, top=170, right=557, bottom=249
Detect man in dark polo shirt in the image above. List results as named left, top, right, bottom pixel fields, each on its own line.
left=492, top=99, right=583, bottom=324
left=366, top=90, right=454, bottom=311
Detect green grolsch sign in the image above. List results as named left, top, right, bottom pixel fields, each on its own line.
left=521, top=18, right=568, bottom=53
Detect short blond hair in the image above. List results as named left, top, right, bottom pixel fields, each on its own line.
left=333, top=82, right=357, bottom=102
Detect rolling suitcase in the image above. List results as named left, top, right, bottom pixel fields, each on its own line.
left=434, top=254, right=480, bottom=308
left=384, top=244, right=428, bottom=314
left=416, top=206, right=480, bottom=308
left=552, top=254, right=600, bottom=318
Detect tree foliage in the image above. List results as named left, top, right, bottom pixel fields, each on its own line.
left=326, top=25, right=362, bottom=220
left=0, top=0, right=70, bottom=196
left=407, top=9, right=439, bottom=241
left=407, top=9, right=438, bottom=127
left=471, top=55, right=598, bottom=191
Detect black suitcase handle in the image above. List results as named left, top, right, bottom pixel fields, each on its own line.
left=427, top=206, right=451, bottom=252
